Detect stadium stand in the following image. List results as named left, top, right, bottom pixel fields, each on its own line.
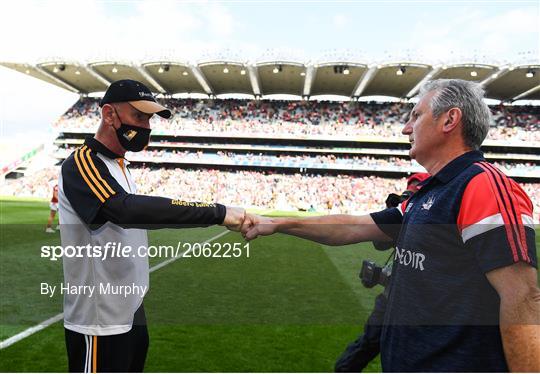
left=52, top=98, right=540, bottom=144
left=2, top=98, right=539, bottom=221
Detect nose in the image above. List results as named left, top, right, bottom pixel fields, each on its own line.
left=402, top=120, right=413, bottom=135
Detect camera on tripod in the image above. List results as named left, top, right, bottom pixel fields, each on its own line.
left=359, top=260, right=392, bottom=288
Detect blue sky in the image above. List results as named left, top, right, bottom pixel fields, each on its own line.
left=1, top=0, right=538, bottom=140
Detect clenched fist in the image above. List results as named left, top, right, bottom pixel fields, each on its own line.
left=222, top=207, right=246, bottom=231
left=240, top=214, right=278, bottom=241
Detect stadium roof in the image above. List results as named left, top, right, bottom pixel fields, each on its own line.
left=2, top=60, right=539, bottom=101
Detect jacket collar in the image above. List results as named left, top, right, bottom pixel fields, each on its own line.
left=84, top=137, right=123, bottom=160
left=430, top=150, right=485, bottom=184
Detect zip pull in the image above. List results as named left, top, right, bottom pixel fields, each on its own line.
left=116, top=158, right=132, bottom=192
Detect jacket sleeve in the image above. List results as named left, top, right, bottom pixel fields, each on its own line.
left=457, top=171, right=536, bottom=273
left=97, top=193, right=226, bottom=229
left=369, top=198, right=409, bottom=242
left=62, top=146, right=226, bottom=228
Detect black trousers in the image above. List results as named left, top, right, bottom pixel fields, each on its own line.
left=65, top=304, right=148, bottom=373
left=335, top=293, right=388, bottom=372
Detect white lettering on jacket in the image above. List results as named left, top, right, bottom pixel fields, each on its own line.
left=395, top=246, right=426, bottom=271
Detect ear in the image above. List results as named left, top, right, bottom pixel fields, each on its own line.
left=442, top=107, right=462, bottom=134
left=101, top=104, right=119, bottom=128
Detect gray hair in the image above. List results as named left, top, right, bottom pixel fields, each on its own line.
left=419, top=79, right=491, bottom=150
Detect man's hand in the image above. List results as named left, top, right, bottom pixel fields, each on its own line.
left=241, top=214, right=278, bottom=241
left=222, top=207, right=246, bottom=231
left=486, top=262, right=540, bottom=372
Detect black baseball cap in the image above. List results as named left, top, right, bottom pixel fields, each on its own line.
left=99, top=79, right=172, bottom=119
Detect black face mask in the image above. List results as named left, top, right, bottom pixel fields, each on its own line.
left=113, top=110, right=151, bottom=152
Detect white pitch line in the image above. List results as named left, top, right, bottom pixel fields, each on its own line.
left=0, top=230, right=230, bottom=350
left=0, top=313, right=64, bottom=350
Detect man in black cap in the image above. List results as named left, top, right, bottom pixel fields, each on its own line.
left=58, top=79, right=246, bottom=372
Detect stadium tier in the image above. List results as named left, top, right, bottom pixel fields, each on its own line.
left=52, top=146, right=539, bottom=178
left=51, top=98, right=540, bottom=177
left=53, top=98, right=540, bottom=144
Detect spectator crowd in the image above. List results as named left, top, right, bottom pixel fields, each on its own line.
left=2, top=166, right=540, bottom=221
left=53, top=146, right=539, bottom=177
left=53, top=98, right=540, bottom=143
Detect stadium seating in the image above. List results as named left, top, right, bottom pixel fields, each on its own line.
left=53, top=98, right=540, bottom=143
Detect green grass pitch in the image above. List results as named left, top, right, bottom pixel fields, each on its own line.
left=0, top=198, right=538, bottom=372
